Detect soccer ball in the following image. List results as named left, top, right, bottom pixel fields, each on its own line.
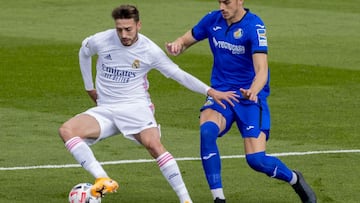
left=68, top=183, right=102, bottom=203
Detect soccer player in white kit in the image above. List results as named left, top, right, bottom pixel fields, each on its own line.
left=58, top=4, right=239, bottom=203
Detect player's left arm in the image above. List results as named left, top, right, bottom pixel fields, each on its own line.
left=154, top=50, right=239, bottom=108
left=240, top=53, right=268, bottom=102
left=168, top=67, right=239, bottom=108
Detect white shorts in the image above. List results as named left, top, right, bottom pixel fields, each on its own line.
left=81, top=102, right=158, bottom=145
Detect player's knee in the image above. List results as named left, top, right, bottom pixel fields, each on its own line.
left=58, top=125, right=67, bottom=137
left=245, top=151, right=272, bottom=176
left=200, top=121, right=220, bottom=148
left=143, top=139, right=165, bottom=158
left=58, top=124, right=74, bottom=142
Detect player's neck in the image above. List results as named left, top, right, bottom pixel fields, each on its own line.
left=227, top=8, right=246, bottom=25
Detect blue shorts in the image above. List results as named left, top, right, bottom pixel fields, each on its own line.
left=200, top=94, right=270, bottom=140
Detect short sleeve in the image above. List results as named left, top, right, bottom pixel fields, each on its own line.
left=249, top=18, right=268, bottom=54
left=192, top=11, right=214, bottom=41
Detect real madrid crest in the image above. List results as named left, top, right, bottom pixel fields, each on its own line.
left=132, top=59, right=140, bottom=69
left=233, top=28, right=243, bottom=39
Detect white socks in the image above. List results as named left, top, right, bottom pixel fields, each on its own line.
left=157, top=152, right=192, bottom=203
left=211, top=188, right=225, bottom=200
left=65, top=137, right=108, bottom=178
left=66, top=139, right=192, bottom=203
left=289, top=171, right=298, bottom=185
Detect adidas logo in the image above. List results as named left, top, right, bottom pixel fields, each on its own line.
left=104, top=54, right=112, bottom=60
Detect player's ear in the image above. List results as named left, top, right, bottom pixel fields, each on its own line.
left=137, top=21, right=142, bottom=30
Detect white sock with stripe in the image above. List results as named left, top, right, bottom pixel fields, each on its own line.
left=157, top=152, right=192, bottom=203
left=65, top=136, right=108, bottom=178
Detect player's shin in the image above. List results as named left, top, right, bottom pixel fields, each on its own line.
left=157, top=152, right=192, bottom=203
left=200, top=122, right=223, bottom=189
left=65, top=136, right=108, bottom=178
left=245, top=151, right=293, bottom=182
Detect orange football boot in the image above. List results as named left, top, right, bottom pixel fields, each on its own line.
left=90, top=177, right=119, bottom=198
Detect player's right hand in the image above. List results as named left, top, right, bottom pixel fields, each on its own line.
left=87, top=89, right=98, bottom=104
left=207, top=88, right=240, bottom=109
left=165, top=42, right=182, bottom=56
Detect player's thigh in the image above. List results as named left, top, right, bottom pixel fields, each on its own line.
left=244, top=132, right=267, bottom=154
left=114, top=102, right=157, bottom=140
left=60, top=114, right=100, bottom=140
left=200, top=108, right=227, bottom=132
left=134, top=127, right=165, bottom=158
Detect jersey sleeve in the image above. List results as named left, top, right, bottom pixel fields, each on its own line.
left=191, top=11, right=214, bottom=41
left=151, top=45, right=210, bottom=95
left=79, top=36, right=96, bottom=90
left=249, top=17, right=268, bottom=54
left=80, top=36, right=97, bottom=57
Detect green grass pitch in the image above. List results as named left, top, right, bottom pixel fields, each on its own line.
left=0, top=0, right=359, bottom=202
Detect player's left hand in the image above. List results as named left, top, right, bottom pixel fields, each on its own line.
left=240, top=88, right=258, bottom=103
left=207, top=88, right=240, bottom=109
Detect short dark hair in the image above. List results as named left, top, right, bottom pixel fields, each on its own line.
left=111, top=5, right=140, bottom=22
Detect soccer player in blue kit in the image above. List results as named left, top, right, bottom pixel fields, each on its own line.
left=166, top=0, right=317, bottom=202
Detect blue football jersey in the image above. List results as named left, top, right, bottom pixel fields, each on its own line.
left=192, top=9, right=270, bottom=98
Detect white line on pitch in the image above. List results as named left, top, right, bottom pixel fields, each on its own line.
left=1, top=149, right=359, bottom=171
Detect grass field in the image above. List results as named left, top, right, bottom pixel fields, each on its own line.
left=1, top=0, right=359, bottom=202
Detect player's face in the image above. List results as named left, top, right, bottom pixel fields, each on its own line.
left=115, top=18, right=141, bottom=46
left=218, top=0, right=244, bottom=23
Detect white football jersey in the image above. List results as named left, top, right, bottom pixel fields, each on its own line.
left=79, top=29, right=210, bottom=105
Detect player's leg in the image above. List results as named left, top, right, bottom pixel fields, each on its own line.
left=235, top=99, right=295, bottom=182
left=134, top=127, right=192, bottom=203
left=240, top=100, right=316, bottom=203
left=199, top=108, right=229, bottom=202
left=59, top=113, right=109, bottom=178
left=58, top=109, right=119, bottom=197
left=244, top=133, right=295, bottom=182
left=244, top=134, right=316, bottom=202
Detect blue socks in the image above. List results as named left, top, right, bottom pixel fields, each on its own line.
left=200, top=121, right=294, bottom=189
left=200, top=121, right=222, bottom=189
left=246, top=151, right=293, bottom=182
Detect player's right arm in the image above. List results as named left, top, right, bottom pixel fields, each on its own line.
left=166, top=11, right=215, bottom=56
left=166, top=30, right=197, bottom=56
left=79, top=37, right=97, bottom=104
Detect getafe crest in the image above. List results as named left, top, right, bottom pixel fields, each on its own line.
left=233, top=28, right=243, bottom=39
left=204, top=98, right=214, bottom=106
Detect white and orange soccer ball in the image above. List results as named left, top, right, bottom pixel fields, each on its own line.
left=68, top=183, right=102, bottom=203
